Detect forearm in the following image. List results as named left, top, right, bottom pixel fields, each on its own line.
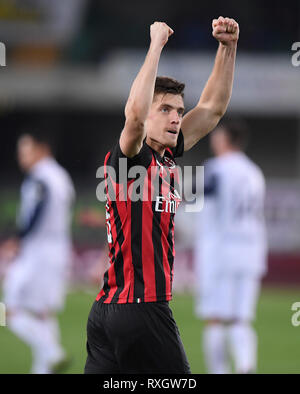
left=198, top=42, right=237, bottom=116
left=125, top=43, right=162, bottom=123
left=120, top=22, right=173, bottom=157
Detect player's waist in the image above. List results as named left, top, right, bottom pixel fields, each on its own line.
left=21, top=232, right=72, bottom=242
left=97, top=293, right=172, bottom=304
left=21, top=237, right=72, bottom=252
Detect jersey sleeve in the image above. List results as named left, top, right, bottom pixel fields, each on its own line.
left=107, top=139, right=153, bottom=182
left=170, top=130, right=185, bottom=158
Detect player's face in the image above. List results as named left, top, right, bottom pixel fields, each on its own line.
left=17, top=135, right=40, bottom=172
left=210, top=127, right=231, bottom=156
left=146, top=93, right=185, bottom=149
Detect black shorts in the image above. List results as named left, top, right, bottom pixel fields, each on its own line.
left=84, top=300, right=191, bottom=374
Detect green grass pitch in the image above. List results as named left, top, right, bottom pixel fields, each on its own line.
left=0, top=286, right=300, bottom=374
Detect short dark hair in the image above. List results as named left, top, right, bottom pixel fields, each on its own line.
left=19, top=127, right=56, bottom=153
left=217, top=118, right=249, bottom=150
left=154, top=76, right=185, bottom=98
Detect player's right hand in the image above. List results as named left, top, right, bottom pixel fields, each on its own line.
left=150, top=22, right=174, bottom=49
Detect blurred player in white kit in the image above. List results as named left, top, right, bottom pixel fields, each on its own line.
left=1, top=131, right=75, bottom=374
left=194, top=120, right=268, bottom=374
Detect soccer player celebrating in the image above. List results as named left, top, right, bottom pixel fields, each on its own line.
left=85, top=17, right=239, bottom=374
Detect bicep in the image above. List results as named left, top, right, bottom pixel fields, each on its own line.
left=119, top=115, right=146, bottom=158
left=181, top=105, right=221, bottom=151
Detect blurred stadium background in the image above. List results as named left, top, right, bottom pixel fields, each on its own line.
left=0, top=0, right=300, bottom=374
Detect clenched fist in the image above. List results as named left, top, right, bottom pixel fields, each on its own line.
left=212, top=16, right=239, bottom=46
left=150, top=22, right=174, bottom=49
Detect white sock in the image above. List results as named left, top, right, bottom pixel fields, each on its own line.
left=203, top=324, right=230, bottom=374
left=42, top=316, right=65, bottom=362
left=8, top=312, right=64, bottom=374
left=47, top=317, right=61, bottom=343
left=227, top=322, right=257, bottom=374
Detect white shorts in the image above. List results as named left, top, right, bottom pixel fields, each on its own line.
left=195, top=261, right=261, bottom=321
left=3, top=248, right=70, bottom=314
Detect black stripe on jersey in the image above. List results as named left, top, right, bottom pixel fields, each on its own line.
left=126, top=285, right=131, bottom=303
left=110, top=200, right=125, bottom=303
left=131, top=198, right=145, bottom=302
left=152, top=172, right=166, bottom=300
left=105, top=167, right=116, bottom=202
left=101, top=271, right=110, bottom=303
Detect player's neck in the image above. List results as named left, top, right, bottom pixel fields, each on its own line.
left=27, top=154, right=52, bottom=172
left=145, top=136, right=165, bottom=158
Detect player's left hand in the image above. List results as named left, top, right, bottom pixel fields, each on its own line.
left=212, top=16, right=239, bottom=46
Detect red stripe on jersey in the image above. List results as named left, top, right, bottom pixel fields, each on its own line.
left=114, top=178, right=136, bottom=304
left=96, top=152, right=111, bottom=302
left=117, top=179, right=134, bottom=302
left=103, top=156, right=119, bottom=303
left=96, top=289, right=105, bottom=301
left=127, top=198, right=135, bottom=303
left=160, top=169, right=172, bottom=299
left=103, top=182, right=119, bottom=303
left=142, top=160, right=157, bottom=301
left=104, top=268, right=118, bottom=303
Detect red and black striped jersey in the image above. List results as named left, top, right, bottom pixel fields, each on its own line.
left=97, top=131, right=184, bottom=304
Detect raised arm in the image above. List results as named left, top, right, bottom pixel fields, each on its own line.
left=120, top=22, right=174, bottom=158
left=181, top=16, right=239, bottom=151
